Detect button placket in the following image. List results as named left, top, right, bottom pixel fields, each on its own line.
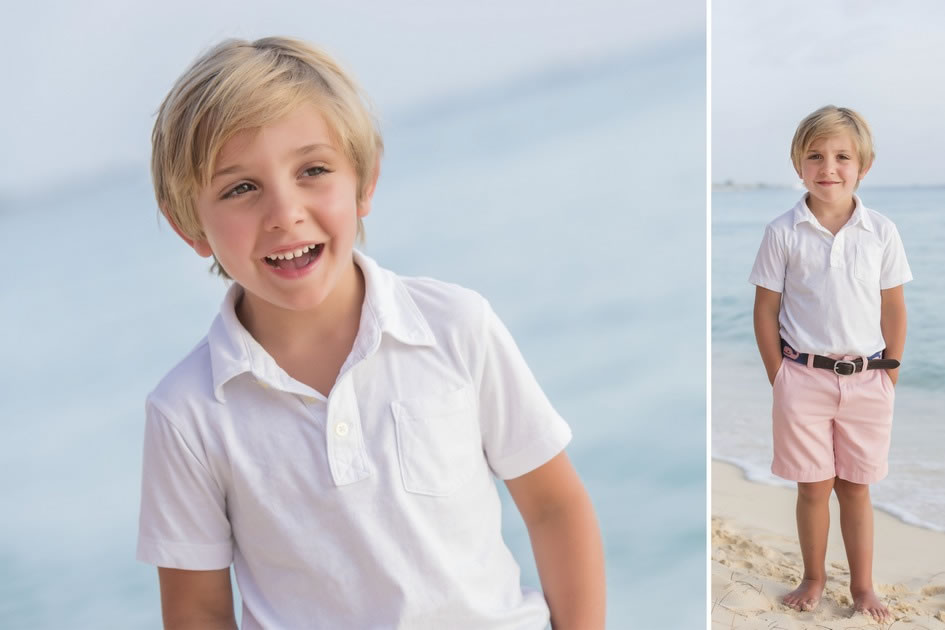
left=829, top=232, right=845, bottom=268
left=325, top=374, right=369, bottom=486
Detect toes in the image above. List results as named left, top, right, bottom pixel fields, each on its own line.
left=856, top=604, right=890, bottom=622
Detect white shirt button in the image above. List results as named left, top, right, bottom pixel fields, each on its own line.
left=334, top=422, right=350, bottom=437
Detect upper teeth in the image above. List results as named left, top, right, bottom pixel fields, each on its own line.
left=266, top=244, right=317, bottom=261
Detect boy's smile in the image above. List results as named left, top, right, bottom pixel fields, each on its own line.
left=798, top=133, right=869, bottom=215
left=263, top=242, right=324, bottom=277
left=183, top=102, right=376, bottom=321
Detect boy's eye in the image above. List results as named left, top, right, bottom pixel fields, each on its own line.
left=302, top=166, right=329, bottom=177
left=222, top=182, right=255, bottom=199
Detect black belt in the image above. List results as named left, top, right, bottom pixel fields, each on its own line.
left=780, top=339, right=900, bottom=376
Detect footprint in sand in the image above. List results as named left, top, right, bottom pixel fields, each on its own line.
left=714, top=581, right=772, bottom=614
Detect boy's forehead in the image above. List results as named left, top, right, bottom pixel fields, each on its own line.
left=807, top=131, right=858, bottom=152
left=212, top=104, right=341, bottom=170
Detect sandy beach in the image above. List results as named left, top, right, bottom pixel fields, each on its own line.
left=712, top=460, right=945, bottom=629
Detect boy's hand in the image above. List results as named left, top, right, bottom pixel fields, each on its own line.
left=768, top=358, right=783, bottom=387
left=886, top=368, right=898, bottom=386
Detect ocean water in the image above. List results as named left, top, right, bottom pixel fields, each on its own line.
left=0, top=41, right=705, bottom=629
left=712, top=187, right=945, bottom=531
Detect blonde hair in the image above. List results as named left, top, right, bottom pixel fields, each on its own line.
left=790, top=105, right=874, bottom=176
left=151, top=36, right=383, bottom=275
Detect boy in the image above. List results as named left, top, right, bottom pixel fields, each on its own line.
left=750, top=106, right=911, bottom=623
left=138, top=37, right=605, bottom=629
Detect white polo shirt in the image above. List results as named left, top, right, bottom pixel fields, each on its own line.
left=137, top=251, right=572, bottom=630
left=749, top=194, right=912, bottom=356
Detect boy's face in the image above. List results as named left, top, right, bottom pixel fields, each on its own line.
left=183, top=103, right=375, bottom=315
left=798, top=132, right=869, bottom=210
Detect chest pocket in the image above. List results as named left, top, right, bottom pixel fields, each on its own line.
left=854, top=241, right=882, bottom=286
left=391, top=384, right=482, bottom=496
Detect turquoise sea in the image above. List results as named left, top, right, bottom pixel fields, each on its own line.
left=0, top=40, right=706, bottom=629
left=712, top=187, right=945, bottom=531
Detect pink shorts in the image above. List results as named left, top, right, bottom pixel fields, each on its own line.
left=771, top=355, right=895, bottom=484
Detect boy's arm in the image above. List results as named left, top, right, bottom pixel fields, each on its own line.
left=880, top=285, right=907, bottom=385
left=505, top=451, right=605, bottom=630
left=158, top=567, right=237, bottom=630
left=753, top=286, right=783, bottom=385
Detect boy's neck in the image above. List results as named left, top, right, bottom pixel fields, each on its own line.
left=236, top=262, right=365, bottom=360
left=805, top=193, right=856, bottom=225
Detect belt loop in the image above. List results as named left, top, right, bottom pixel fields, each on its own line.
left=861, top=355, right=869, bottom=373
left=806, top=352, right=815, bottom=368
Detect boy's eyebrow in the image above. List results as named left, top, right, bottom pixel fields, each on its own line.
left=294, top=143, right=335, bottom=156
left=211, top=143, right=336, bottom=181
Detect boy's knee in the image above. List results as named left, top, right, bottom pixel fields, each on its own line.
left=834, top=478, right=870, bottom=501
left=797, top=479, right=834, bottom=503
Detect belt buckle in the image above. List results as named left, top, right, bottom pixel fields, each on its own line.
left=833, top=360, right=856, bottom=376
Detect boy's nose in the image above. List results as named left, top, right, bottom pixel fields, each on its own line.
left=263, top=187, right=306, bottom=231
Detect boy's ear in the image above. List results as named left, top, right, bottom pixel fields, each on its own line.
left=356, top=160, right=381, bottom=219
left=163, top=207, right=214, bottom=258
left=858, top=159, right=873, bottom=180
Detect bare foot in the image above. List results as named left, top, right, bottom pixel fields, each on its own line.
left=852, top=589, right=891, bottom=623
left=782, top=578, right=825, bottom=612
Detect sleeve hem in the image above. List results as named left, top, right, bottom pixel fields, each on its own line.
left=136, top=535, right=232, bottom=570
left=880, top=273, right=913, bottom=290
left=492, top=420, right=573, bottom=480
left=748, top=276, right=783, bottom=293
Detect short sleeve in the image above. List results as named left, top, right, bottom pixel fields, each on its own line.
left=748, top=224, right=786, bottom=292
left=474, top=300, right=572, bottom=480
left=136, top=400, right=232, bottom=569
left=880, top=224, right=913, bottom=289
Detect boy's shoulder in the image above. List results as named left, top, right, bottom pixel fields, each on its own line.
left=858, top=201, right=900, bottom=233
left=147, top=335, right=218, bottom=418
left=387, top=269, right=493, bottom=343
left=361, top=253, right=492, bottom=338
left=764, top=195, right=815, bottom=233
left=399, top=273, right=487, bottom=315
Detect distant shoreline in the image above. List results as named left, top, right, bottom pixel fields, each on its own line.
left=712, top=182, right=945, bottom=191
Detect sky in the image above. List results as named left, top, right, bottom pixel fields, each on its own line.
left=713, top=1, right=945, bottom=187
left=0, top=0, right=702, bottom=200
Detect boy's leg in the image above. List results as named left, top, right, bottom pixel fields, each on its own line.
left=783, top=478, right=834, bottom=611
left=832, top=365, right=894, bottom=621
left=834, top=479, right=890, bottom=622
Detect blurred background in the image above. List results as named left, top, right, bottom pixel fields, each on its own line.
left=713, top=1, right=945, bottom=531
left=0, top=1, right=706, bottom=627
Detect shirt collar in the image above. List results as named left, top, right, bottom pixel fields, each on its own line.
left=792, top=193, right=874, bottom=232
left=354, top=249, right=436, bottom=349
left=206, top=250, right=435, bottom=402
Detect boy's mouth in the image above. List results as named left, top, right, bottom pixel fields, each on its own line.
left=263, top=243, right=324, bottom=270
